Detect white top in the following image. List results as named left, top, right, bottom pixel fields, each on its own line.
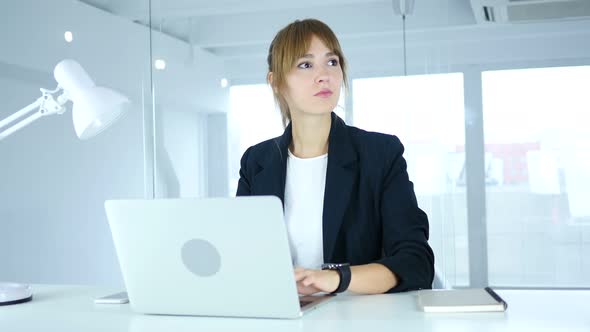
left=283, top=149, right=328, bottom=269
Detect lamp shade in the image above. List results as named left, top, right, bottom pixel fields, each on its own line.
left=53, top=59, right=130, bottom=140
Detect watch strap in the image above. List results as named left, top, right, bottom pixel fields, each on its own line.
left=322, top=263, right=351, bottom=294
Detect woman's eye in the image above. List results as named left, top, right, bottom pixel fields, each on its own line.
left=328, top=59, right=339, bottom=66
left=297, top=62, right=312, bottom=69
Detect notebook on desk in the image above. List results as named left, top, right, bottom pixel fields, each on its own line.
left=417, top=287, right=508, bottom=313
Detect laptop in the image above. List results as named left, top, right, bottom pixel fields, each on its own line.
left=104, top=196, right=334, bottom=319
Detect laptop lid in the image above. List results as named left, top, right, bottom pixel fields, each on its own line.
left=105, top=196, right=307, bottom=319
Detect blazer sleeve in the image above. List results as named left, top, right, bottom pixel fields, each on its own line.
left=236, top=147, right=253, bottom=196
left=375, top=136, right=435, bottom=293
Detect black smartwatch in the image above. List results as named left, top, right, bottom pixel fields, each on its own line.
left=321, top=263, right=351, bottom=294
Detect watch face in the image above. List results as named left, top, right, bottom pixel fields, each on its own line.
left=322, top=263, right=349, bottom=270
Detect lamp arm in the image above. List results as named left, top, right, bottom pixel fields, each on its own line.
left=0, top=97, right=42, bottom=129
left=0, top=86, right=67, bottom=141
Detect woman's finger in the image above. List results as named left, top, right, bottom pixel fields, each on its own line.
left=302, top=275, right=315, bottom=287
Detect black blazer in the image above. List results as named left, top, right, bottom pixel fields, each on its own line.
left=236, top=112, right=434, bottom=293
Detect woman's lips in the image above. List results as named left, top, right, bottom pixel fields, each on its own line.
left=314, top=89, right=333, bottom=98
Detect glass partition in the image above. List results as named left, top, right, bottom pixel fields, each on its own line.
left=0, top=0, right=151, bottom=286
left=4, top=0, right=589, bottom=289
left=148, top=0, right=590, bottom=289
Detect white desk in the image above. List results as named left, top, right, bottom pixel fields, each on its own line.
left=1, top=285, right=588, bottom=332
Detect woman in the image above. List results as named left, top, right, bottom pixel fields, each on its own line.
left=237, top=19, right=434, bottom=295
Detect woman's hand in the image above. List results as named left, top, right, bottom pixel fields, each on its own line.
left=294, top=267, right=340, bottom=295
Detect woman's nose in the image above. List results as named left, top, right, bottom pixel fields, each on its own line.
left=315, top=67, right=331, bottom=84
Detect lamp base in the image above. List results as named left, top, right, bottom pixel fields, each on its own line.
left=0, top=283, right=33, bottom=306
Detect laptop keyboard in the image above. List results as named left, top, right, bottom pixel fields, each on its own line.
left=299, top=300, right=313, bottom=307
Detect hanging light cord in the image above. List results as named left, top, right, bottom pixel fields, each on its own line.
left=393, top=0, right=410, bottom=76
left=402, top=14, right=407, bottom=76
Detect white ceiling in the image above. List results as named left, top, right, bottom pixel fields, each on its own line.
left=78, top=0, right=477, bottom=56
left=77, top=0, right=590, bottom=82
left=79, top=0, right=590, bottom=57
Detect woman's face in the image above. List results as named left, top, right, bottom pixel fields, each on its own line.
left=282, top=35, right=343, bottom=117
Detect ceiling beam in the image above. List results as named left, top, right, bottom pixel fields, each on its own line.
left=187, top=1, right=474, bottom=48
left=207, top=19, right=590, bottom=58
left=109, top=0, right=386, bottom=21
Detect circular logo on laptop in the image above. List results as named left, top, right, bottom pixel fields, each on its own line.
left=181, top=239, right=221, bottom=277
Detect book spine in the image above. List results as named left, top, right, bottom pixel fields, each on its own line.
left=484, top=287, right=508, bottom=310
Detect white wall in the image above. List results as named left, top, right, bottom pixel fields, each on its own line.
left=206, top=113, right=229, bottom=197
left=0, top=0, right=228, bottom=286
left=0, top=0, right=228, bottom=111
left=154, top=105, right=209, bottom=199
left=0, top=76, right=144, bottom=286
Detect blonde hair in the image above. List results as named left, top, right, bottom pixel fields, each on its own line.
left=266, top=19, right=348, bottom=127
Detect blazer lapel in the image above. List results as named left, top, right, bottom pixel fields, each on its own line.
left=323, top=113, right=358, bottom=262
left=252, top=114, right=357, bottom=262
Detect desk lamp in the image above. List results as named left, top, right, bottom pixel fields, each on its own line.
left=0, top=59, right=130, bottom=305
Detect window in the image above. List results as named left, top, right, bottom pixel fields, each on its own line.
left=482, top=66, right=590, bottom=287
left=353, top=73, right=467, bottom=287
left=227, top=84, right=283, bottom=195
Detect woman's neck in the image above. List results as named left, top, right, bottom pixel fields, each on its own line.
left=289, top=112, right=331, bottom=158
